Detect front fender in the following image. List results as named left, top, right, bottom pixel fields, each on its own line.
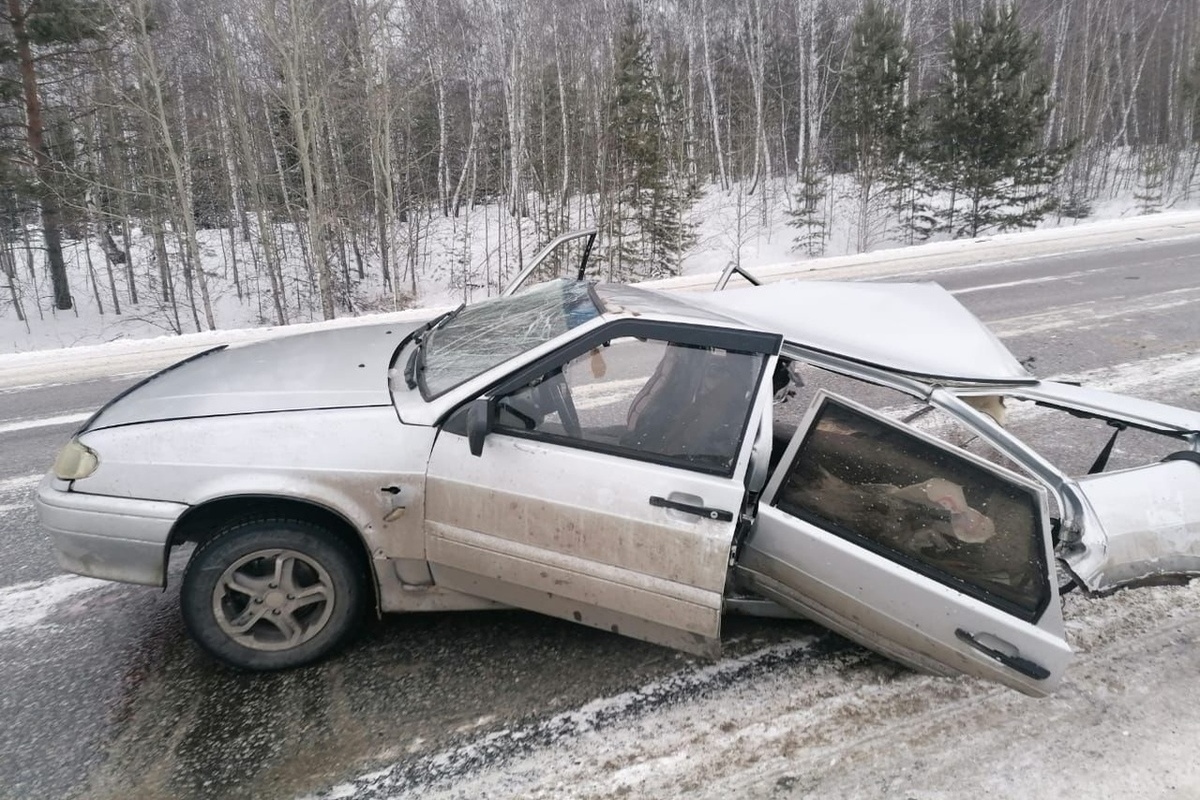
left=71, top=408, right=436, bottom=563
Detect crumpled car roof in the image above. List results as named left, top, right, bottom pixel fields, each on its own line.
left=603, top=280, right=1033, bottom=383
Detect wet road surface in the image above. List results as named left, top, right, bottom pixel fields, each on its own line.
left=1, top=233, right=1198, bottom=798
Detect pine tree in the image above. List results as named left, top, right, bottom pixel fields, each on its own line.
left=788, top=156, right=828, bottom=257
left=605, top=11, right=694, bottom=281
left=830, top=0, right=912, bottom=252
left=1, top=0, right=106, bottom=311
left=1134, top=146, right=1167, bottom=214
left=925, top=2, right=1067, bottom=238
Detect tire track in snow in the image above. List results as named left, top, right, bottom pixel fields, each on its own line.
left=307, top=635, right=833, bottom=800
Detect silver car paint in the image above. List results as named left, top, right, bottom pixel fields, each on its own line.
left=70, top=406, right=495, bottom=611
left=35, top=279, right=1200, bottom=689
left=86, top=322, right=422, bottom=430
left=693, top=281, right=1033, bottom=382
left=1065, top=460, right=1200, bottom=592
left=36, top=475, right=186, bottom=585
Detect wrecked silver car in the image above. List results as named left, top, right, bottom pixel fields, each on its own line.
left=35, top=252, right=1200, bottom=696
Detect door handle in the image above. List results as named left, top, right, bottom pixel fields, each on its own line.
left=649, top=495, right=733, bottom=522
left=955, top=628, right=1050, bottom=680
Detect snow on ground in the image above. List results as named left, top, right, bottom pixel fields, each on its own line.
left=309, top=580, right=1200, bottom=800
left=5, top=207, right=1200, bottom=390
left=0, top=573, right=110, bottom=635
left=4, top=175, right=1200, bottom=354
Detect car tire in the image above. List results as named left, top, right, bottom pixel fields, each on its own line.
left=180, top=517, right=367, bottom=671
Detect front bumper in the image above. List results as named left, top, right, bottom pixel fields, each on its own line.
left=35, top=475, right=188, bottom=587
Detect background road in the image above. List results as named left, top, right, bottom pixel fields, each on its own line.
left=1, top=231, right=1198, bottom=799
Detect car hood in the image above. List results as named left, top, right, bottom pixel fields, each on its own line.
left=84, top=322, right=421, bottom=430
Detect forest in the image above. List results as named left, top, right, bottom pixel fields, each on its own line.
left=2, top=0, right=1199, bottom=341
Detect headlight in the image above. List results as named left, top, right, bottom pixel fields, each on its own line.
left=53, top=439, right=99, bottom=480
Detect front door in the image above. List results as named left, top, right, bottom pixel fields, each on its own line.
left=424, top=322, right=780, bottom=656
left=737, top=390, right=1072, bottom=696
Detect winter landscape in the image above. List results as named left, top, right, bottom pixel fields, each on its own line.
left=3, top=0, right=1200, bottom=352
left=3, top=0, right=1200, bottom=798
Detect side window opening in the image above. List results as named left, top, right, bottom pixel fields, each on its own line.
left=493, top=336, right=767, bottom=475
left=979, top=398, right=1191, bottom=478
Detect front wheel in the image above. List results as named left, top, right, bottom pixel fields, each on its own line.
left=180, top=518, right=367, bottom=670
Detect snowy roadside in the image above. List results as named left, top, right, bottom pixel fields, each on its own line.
left=330, top=581, right=1199, bottom=800
left=4, top=209, right=1200, bottom=390
left=657, top=207, right=1200, bottom=289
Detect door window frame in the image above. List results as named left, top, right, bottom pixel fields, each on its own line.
left=763, top=390, right=1056, bottom=622
left=441, top=319, right=782, bottom=478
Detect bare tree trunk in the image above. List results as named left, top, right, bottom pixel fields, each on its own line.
left=97, top=76, right=138, bottom=306
left=353, top=0, right=397, bottom=297
left=212, top=88, right=243, bottom=299
left=1, top=240, right=28, bottom=326
left=740, top=0, right=770, bottom=194
left=7, top=0, right=72, bottom=310
left=270, top=0, right=335, bottom=319
left=216, top=29, right=287, bottom=325
left=700, top=0, right=729, bottom=189
left=555, top=38, right=571, bottom=224
left=130, top=0, right=215, bottom=330
left=1113, top=1, right=1169, bottom=147
left=86, top=193, right=121, bottom=315
left=504, top=38, right=528, bottom=218
left=82, top=230, right=105, bottom=315
left=431, top=54, right=450, bottom=217
left=450, top=70, right=481, bottom=217
left=151, top=217, right=181, bottom=333
left=1045, top=0, right=1071, bottom=147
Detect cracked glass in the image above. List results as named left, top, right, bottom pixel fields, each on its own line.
left=420, top=280, right=599, bottom=398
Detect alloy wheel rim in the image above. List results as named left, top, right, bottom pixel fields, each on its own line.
left=212, top=548, right=335, bottom=651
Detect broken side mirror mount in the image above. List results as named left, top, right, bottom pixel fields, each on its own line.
left=467, top=397, right=494, bottom=457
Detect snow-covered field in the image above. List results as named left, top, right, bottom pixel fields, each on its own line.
left=4, top=176, right=1200, bottom=355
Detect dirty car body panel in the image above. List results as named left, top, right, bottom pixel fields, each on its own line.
left=35, top=271, right=1200, bottom=694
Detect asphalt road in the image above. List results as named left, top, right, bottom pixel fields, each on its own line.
left=1, top=233, right=1199, bottom=799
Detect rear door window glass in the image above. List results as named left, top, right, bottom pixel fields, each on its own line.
left=771, top=394, right=1051, bottom=618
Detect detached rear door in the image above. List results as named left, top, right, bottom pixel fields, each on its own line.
left=737, top=391, right=1072, bottom=696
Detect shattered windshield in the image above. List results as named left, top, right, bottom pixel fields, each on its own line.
left=419, top=280, right=599, bottom=399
